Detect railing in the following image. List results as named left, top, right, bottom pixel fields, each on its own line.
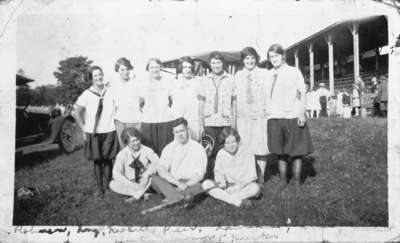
left=315, top=68, right=387, bottom=91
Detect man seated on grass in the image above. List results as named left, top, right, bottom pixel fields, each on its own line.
left=110, top=127, right=159, bottom=203
left=202, top=127, right=260, bottom=208
left=151, top=118, right=208, bottom=203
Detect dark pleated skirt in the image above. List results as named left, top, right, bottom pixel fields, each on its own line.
left=267, top=118, right=313, bottom=157
left=84, top=131, right=119, bottom=161
left=140, top=119, right=179, bottom=156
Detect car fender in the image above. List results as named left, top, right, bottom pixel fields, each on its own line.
left=43, top=115, right=76, bottom=144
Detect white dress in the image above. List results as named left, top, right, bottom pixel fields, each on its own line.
left=310, top=91, right=321, bottom=111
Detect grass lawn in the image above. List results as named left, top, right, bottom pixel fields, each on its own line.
left=13, top=118, right=388, bottom=226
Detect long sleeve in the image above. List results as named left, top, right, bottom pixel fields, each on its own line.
left=158, top=144, right=172, bottom=171
left=144, top=147, right=160, bottom=174
left=214, top=151, right=226, bottom=184
left=112, top=152, right=132, bottom=185
left=295, top=69, right=307, bottom=116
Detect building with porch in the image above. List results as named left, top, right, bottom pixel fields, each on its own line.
left=285, top=15, right=388, bottom=94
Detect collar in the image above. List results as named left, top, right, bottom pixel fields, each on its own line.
left=244, top=66, right=259, bottom=75
left=178, top=76, right=194, bottom=88
left=271, top=63, right=287, bottom=75
left=223, top=145, right=245, bottom=158
left=207, top=72, right=230, bottom=80
left=89, top=86, right=106, bottom=97
left=126, top=146, right=142, bottom=158
left=174, top=139, right=192, bottom=148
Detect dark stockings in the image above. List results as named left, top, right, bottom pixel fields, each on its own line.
left=93, top=159, right=113, bottom=193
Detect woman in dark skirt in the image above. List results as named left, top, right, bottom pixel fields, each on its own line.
left=139, top=58, right=178, bottom=156
left=74, top=66, right=119, bottom=199
left=264, top=44, right=313, bottom=191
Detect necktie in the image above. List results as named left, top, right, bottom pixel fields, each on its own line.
left=129, top=155, right=145, bottom=183
left=246, top=73, right=254, bottom=105
left=88, top=89, right=106, bottom=134
left=270, top=74, right=278, bottom=99
left=212, top=77, right=222, bottom=113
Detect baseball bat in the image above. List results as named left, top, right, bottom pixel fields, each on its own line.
left=141, top=182, right=220, bottom=215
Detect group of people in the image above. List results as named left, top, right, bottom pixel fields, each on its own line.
left=370, top=75, right=388, bottom=118
left=73, top=43, right=314, bottom=208
left=305, top=83, right=331, bottom=118
left=305, top=74, right=388, bottom=119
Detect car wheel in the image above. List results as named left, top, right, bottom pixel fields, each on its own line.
left=59, top=119, right=76, bottom=153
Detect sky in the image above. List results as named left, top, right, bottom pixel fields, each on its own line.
left=15, top=0, right=388, bottom=87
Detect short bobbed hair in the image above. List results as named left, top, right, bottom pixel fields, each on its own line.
left=240, top=47, right=260, bottom=65
left=219, top=127, right=241, bottom=144
left=177, top=56, right=195, bottom=74
left=120, top=127, right=142, bottom=146
left=115, top=57, right=133, bottom=72
left=267, top=43, right=286, bottom=61
left=208, top=51, right=225, bottom=64
left=146, top=58, right=163, bottom=71
left=173, top=117, right=188, bottom=129
left=88, top=66, right=103, bottom=81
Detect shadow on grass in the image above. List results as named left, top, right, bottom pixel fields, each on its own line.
left=264, top=154, right=316, bottom=183
left=15, top=150, right=61, bottom=171
left=14, top=145, right=84, bottom=172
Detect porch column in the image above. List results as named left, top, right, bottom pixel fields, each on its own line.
left=328, top=34, right=334, bottom=94
left=375, top=47, right=379, bottom=71
left=294, top=49, right=299, bottom=69
left=350, top=22, right=360, bottom=84
left=308, top=43, right=314, bottom=89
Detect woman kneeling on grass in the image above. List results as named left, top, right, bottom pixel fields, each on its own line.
left=202, top=127, right=260, bottom=208
left=110, top=127, right=159, bottom=203
left=74, top=66, right=119, bottom=199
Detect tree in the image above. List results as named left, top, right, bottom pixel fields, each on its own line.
left=53, top=56, right=93, bottom=105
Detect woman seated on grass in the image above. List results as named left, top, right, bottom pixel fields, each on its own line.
left=202, top=127, right=260, bottom=208
left=110, top=127, right=159, bottom=203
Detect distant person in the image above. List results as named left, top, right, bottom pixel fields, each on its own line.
left=111, top=57, right=142, bottom=147
left=336, top=89, right=344, bottom=118
left=352, top=84, right=361, bottom=117
left=170, top=56, right=202, bottom=141
left=327, top=94, right=337, bottom=117
left=316, top=83, right=330, bottom=117
left=370, top=76, right=381, bottom=117
left=140, top=58, right=177, bottom=156
left=234, top=47, right=269, bottom=184
left=202, top=127, right=260, bottom=207
left=310, top=87, right=321, bottom=118
left=370, top=76, right=379, bottom=93
left=305, top=85, right=313, bottom=118
left=198, top=51, right=236, bottom=179
left=74, top=66, right=119, bottom=199
left=356, top=77, right=365, bottom=95
left=152, top=118, right=208, bottom=203
left=342, top=88, right=352, bottom=118
left=377, top=75, right=388, bottom=118
left=110, top=127, right=159, bottom=203
left=264, top=43, right=313, bottom=191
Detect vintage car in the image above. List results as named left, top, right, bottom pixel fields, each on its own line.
left=15, top=74, right=77, bottom=155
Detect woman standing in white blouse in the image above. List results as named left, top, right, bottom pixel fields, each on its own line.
left=140, top=58, right=177, bottom=156
left=234, top=47, right=269, bottom=184
left=171, top=56, right=202, bottom=141
left=111, top=57, right=142, bottom=147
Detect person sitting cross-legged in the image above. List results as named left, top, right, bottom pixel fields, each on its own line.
left=151, top=118, right=208, bottom=203
left=109, top=127, right=159, bottom=203
left=202, top=127, right=260, bottom=208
